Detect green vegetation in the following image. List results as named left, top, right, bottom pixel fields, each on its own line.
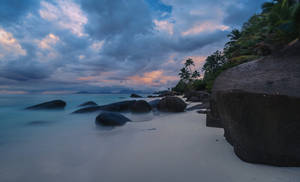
left=173, top=0, right=300, bottom=92
left=172, top=58, right=203, bottom=93
left=174, top=0, right=300, bottom=92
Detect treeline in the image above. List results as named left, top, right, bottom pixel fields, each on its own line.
left=173, top=0, right=300, bottom=93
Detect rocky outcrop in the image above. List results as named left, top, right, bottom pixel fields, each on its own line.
left=157, top=96, right=187, bottom=112
left=95, top=112, right=131, bottom=126
left=209, top=42, right=300, bottom=166
left=130, top=100, right=152, bottom=113
left=148, top=99, right=161, bottom=109
left=26, top=100, right=66, bottom=110
left=73, top=100, right=152, bottom=114
left=73, top=100, right=136, bottom=113
left=78, top=101, right=97, bottom=107
left=130, top=93, right=142, bottom=98
left=184, top=91, right=210, bottom=102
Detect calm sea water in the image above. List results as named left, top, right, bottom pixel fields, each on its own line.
left=0, top=94, right=138, bottom=145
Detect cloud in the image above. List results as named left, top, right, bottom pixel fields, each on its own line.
left=0, top=0, right=268, bottom=93
left=39, top=0, right=87, bottom=37
left=128, top=70, right=178, bottom=86
left=38, top=33, right=60, bottom=49
left=0, top=28, right=26, bottom=61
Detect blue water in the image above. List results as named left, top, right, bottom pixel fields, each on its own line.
left=0, top=94, right=136, bottom=146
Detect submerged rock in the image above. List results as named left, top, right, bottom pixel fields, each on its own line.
left=157, top=96, right=187, bottom=112
left=26, top=100, right=66, bottom=110
left=130, top=100, right=152, bottom=113
left=78, top=101, right=97, bottom=107
left=130, top=93, right=142, bottom=98
left=95, top=112, right=131, bottom=126
left=73, top=100, right=136, bottom=113
left=26, top=120, right=54, bottom=126
left=210, top=41, right=300, bottom=166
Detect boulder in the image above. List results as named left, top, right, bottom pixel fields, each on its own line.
left=130, top=100, right=152, bottom=113
left=210, top=41, right=300, bottom=166
left=73, top=100, right=137, bottom=113
left=95, top=112, right=131, bottom=126
left=206, top=98, right=223, bottom=128
left=78, top=101, right=97, bottom=107
left=130, top=93, right=142, bottom=98
left=184, top=91, right=210, bottom=102
left=154, top=90, right=175, bottom=97
left=148, top=99, right=161, bottom=109
left=157, top=96, right=187, bottom=112
left=26, top=100, right=66, bottom=110
left=147, top=95, right=159, bottom=98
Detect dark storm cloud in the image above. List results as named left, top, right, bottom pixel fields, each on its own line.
left=81, top=0, right=153, bottom=40
left=223, top=0, right=270, bottom=26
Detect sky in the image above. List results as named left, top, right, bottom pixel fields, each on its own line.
left=0, top=0, right=267, bottom=94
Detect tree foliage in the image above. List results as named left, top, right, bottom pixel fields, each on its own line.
left=201, top=0, right=300, bottom=91
left=173, top=58, right=202, bottom=93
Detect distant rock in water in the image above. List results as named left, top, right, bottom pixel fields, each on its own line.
left=26, top=120, right=54, bottom=126
left=130, top=93, right=142, bottom=98
left=73, top=100, right=137, bottom=113
left=130, top=100, right=152, bottom=113
left=95, top=112, right=131, bottom=126
left=157, top=96, right=187, bottom=112
left=209, top=41, right=300, bottom=166
left=78, top=101, right=97, bottom=107
left=26, top=100, right=66, bottom=110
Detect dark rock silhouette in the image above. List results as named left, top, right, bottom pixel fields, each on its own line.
left=148, top=99, right=161, bottom=109
left=184, top=91, right=210, bottom=102
left=209, top=42, right=300, bottom=166
left=95, top=112, right=131, bottom=126
left=79, top=101, right=97, bottom=107
left=130, top=93, right=142, bottom=98
left=130, top=100, right=152, bottom=113
left=26, top=100, right=66, bottom=110
left=157, top=96, right=187, bottom=112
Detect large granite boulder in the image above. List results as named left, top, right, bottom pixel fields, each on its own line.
left=26, top=100, right=66, bottom=110
left=95, top=112, right=131, bottom=126
left=130, top=100, right=152, bottom=113
left=210, top=41, right=300, bottom=166
left=78, top=101, right=97, bottom=107
left=157, top=96, right=187, bottom=112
